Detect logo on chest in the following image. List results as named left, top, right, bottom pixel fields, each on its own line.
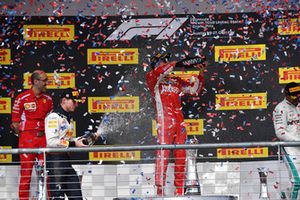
left=161, top=84, right=180, bottom=94
left=24, top=102, right=36, bottom=111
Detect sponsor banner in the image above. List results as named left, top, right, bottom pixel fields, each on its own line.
left=215, top=92, right=267, bottom=110
left=88, top=96, right=139, bottom=113
left=279, top=67, right=300, bottom=83
left=89, top=150, right=140, bottom=161
left=215, top=44, right=266, bottom=62
left=106, top=17, right=187, bottom=41
left=24, top=73, right=75, bottom=89
left=0, top=98, right=11, bottom=114
left=278, top=18, right=300, bottom=35
left=152, top=119, right=204, bottom=136
left=217, top=147, right=268, bottom=159
left=0, top=49, right=11, bottom=65
left=87, top=48, right=138, bottom=65
left=170, top=71, right=200, bottom=82
left=23, top=25, right=75, bottom=41
left=189, top=15, right=245, bottom=38
left=0, top=146, right=12, bottom=163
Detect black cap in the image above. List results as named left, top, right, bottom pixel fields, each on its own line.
left=285, top=82, right=300, bottom=96
left=60, top=88, right=83, bottom=102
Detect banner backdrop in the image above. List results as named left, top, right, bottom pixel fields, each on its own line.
left=0, top=10, right=299, bottom=163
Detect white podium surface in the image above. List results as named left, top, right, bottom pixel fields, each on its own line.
left=114, top=195, right=238, bottom=200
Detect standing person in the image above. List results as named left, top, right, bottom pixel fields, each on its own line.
left=45, top=88, right=87, bottom=200
left=11, top=70, right=53, bottom=200
left=273, top=82, right=300, bottom=200
left=146, top=53, right=205, bottom=196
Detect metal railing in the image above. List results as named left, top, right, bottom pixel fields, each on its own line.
left=1, top=141, right=300, bottom=200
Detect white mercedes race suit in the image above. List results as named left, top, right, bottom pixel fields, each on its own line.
left=273, top=98, right=300, bottom=200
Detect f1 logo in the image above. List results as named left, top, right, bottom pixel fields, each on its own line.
left=106, top=17, right=188, bottom=41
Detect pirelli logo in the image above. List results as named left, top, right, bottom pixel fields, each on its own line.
left=23, top=25, right=74, bottom=41
left=89, top=150, right=140, bottom=161
left=0, top=49, right=11, bottom=65
left=0, top=98, right=11, bottom=114
left=24, top=73, right=75, bottom=89
left=215, top=44, right=266, bottom=62
left=279, top=67, right=300, bottom=83
left=170, top=71, right=200, bottom=82
left=217, top=147, right=268, bottom=159
left=152, top=119, right=203, bottom=136
left=88, top=96, right=139, bottom=113
left=87, top=48, right=139, bottom=65
left=0, top=146, right=12, bottom=163
left=215, top=93, right=267, bottom=110
left=278, top=18, right=300, bottom=35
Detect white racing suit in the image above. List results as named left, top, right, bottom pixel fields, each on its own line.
left=273, top=98, right=300, bottom=200
left=45, top=106, right=83, bottom=200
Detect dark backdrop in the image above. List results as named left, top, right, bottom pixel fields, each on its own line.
left=0, top=10, right=299, bottom=163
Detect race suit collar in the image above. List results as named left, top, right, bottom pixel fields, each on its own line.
left=55, top=105, right=71, bottom=123
left=284, top=98, right=298, bottom=107
left=29, top=88, right=44, bottom=98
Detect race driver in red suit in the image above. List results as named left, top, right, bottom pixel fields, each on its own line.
left=11, top=70, right=53, bottom=200
left=146, top=53, right=205, bottom=196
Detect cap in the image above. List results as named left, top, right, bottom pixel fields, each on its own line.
left=285, top=82, right=300, bottom=96
left=60, top=88, right=84, bottom=102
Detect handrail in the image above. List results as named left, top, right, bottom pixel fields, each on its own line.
left=1, top=141, right=300, bottom=154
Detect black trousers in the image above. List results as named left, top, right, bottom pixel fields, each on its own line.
left=46, top=153, right=83, bottom=200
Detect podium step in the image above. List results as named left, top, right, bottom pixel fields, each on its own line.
left=114, top=195, right=238, bottom=200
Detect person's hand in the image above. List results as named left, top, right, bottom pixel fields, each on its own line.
left=11, top=122, right=20, bottom=135
left=75, top=137, right=88, bottom=147
left=194, top=62, right=206, bottom=74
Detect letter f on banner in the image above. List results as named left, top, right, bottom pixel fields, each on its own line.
left=106, top=17, right=188, bottom=41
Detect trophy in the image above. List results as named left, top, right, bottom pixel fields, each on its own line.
left=184, top=138, right=201, bottom=195
left=258, top=167, right=270, bottom=200
left=34, top=159, right=47, bottom=200
left=81, top=127, right=108, bottom=146
left=81, top=131, right=99, bottom=146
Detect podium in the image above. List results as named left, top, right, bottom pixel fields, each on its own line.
left=113, top=195, right=238, bottom=200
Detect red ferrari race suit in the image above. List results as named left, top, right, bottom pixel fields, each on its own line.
left=12, top=89, right=53, bottom=200
left=146, top=61, right=204, bottom=194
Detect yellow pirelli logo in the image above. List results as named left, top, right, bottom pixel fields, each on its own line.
left=215, top=93, right=267, bottom=110
left=88, top=96, right=139, bottom=113
left=89, top=150, right=140, bottom=161
left=0, top=49, right=11, bottom=65
left=278, top=18, right=300, bottom=35
left=87, top=48, right=139, bottom=65
left=23, top=25, right=75, bottom=41
left=152, top=119, right=204, bottom=136
left=279, top=67, right=300, bottom=83
left=170, top=71, right=200, bottom=82
left=217, top=147, right=268, bottom=159
left=0, top=146, right=12, bottom=163
left=215, top=44, right=266, bottom=62
left=0, top=98, right=11, bottom=114
left=24, top=73, right=75, bottom=89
